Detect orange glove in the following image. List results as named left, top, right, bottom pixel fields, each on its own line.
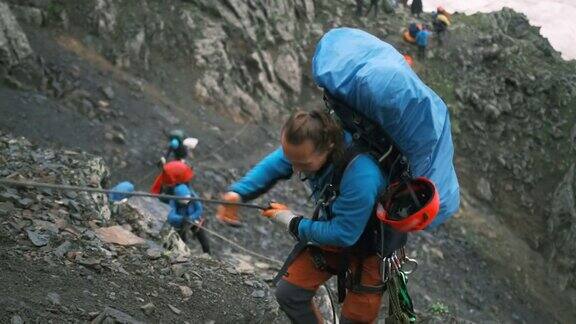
left=216, top=192, right=242, bottom=227
left=261, top=202, right=290, bottom=218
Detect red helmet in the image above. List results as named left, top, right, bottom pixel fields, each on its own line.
left=376, top=177, right=439, bottom=232
left=437, top=6, right=445, bottom=13
left=150, top=161, right=194, bottom=194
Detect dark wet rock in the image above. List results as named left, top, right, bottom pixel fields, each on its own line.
left=92, top=306, right=144, bottom=324
left=26, top=228, right=49, bottom=246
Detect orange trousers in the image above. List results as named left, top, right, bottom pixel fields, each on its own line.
left=281, top=249, right=383, bottom=323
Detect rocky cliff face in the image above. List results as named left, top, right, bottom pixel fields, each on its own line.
left=416, top=8, right=576, bottom=291
left=48, top=0, right=320, bottom=123
left=1, top=0, right=576, bottom=322
left=0, top=1, right=42, bottom=89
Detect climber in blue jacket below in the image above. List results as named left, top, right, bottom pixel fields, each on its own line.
left=168, top=184, right=210, bottom=254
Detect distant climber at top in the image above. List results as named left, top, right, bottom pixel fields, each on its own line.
left=158, top=129, right=199, bottom=166
left=411, top=0, right=423, bottom=18
left=433, top=6, right=452, bottom=45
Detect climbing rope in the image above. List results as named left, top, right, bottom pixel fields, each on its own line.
left=0, top=178, right=267, bottom=209
left=387, top=271, right=416, bottom=323
left=191, top=222, right=283, bottom=266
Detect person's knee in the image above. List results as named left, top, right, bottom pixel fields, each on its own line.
left=275, top=279, right=314, bottom=308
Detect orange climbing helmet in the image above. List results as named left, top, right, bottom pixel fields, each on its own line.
left=376, top=177, right=440, bottom=232
left=403, top=54, right=414, bottom=66
left=150, top=161, right=194, bottom=194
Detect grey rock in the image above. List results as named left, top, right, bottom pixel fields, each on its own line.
left=140, top=302, right=156, bottom=316
left=146, top=247, right=162, bottom=260
left=113, top=132, right=126, bottom=144
left=92, top=0, right=117, bottom=37
left=484, top=103, right=501, bottom=119
left=171, top=264, right=187, bottom=277
left=546, top=163, right=576, bottom=289
left=0, top=201, right=14, bottom=215
left=47, top=292, right=61, bottom=305
left=11, top=5, right=44, bottom=27
left=92, top=306, right=144, bottom=324
left=251, top=290, right=265, bottom=298
left=26, top=229, right=49, bottom=247
left=11, top=314, right=24, bottom=324
left=65, top=190, right=78, bottom=199
left=101, top=86, right=115, bottom=100
left=16, top=197, right=34, bottom=208
left=0, top=190, right=20, bottom=202
left=54, top=241, right=72, bottom=258
left=477, top=177, right=493, bottom=201
left=32, top=219, right=59, bottom=234
left=168, top=304, right=181, bottom=315
left=0, top=2, right=34, bottom=68
left=274, top=47, right=301, bottom=94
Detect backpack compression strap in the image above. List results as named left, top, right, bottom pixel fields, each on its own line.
left=323, top=91, right=411, bottom=182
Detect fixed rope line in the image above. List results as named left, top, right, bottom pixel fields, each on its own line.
left=0, top=178, right=266, bottom=210
left=192, top=222, right=282, bottom=266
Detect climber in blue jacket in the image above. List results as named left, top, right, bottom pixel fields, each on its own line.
left=217, top=110, right=386, bottom=323
left=168, top=184, right=210, bottom=254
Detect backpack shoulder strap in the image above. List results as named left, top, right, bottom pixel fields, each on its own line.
left=314, top=145, right=367, bottom=220
left=331, top=145, right=366, bottom=193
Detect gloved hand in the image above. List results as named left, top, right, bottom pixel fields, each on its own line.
left=216, top=191, right=242, bottom=227
left=261, top=202, right=302, bottom=240
left=157, top=157, right=167, bottom=168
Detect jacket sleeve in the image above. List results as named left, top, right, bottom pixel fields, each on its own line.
left=297, top=155, right=386, bottom=247
left=229, top=147, right=293, bottom=201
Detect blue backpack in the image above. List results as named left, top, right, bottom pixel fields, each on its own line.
left=312, top=28, right=460, bottom=228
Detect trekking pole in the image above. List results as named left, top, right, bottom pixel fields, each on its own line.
left=0, top=178, right=267, bottom=210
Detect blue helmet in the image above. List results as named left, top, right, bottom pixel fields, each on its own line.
left=169, top=138, right=180, bottom=149
left=109, top=181, right=134, bottom=202
left=173, top=184, right=191, bottom=197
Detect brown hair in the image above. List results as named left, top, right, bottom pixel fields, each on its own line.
left=281, top=110, right=344, bottom=162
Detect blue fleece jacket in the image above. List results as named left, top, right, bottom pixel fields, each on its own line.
left=167, top=188, right=203, bottom=228
left=230, top=146, right=386, bottom=248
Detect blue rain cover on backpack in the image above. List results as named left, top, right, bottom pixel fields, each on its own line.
left=312, top=27, right=460, bottom=227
